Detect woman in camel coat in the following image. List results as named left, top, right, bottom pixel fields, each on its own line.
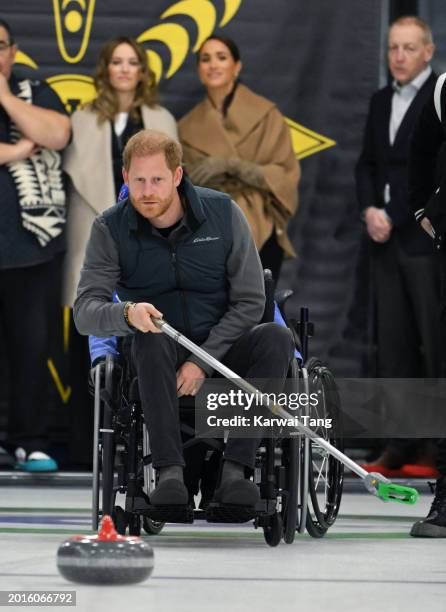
left=179, top=35, right=300, bottom=282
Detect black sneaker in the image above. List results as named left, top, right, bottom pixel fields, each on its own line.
left=410, top=476, right=446, bottom=537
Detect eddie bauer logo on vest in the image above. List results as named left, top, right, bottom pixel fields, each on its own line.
left=193, top=236, right=220, bottom=243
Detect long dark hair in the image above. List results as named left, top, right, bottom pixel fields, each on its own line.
left=197, top=35, right=241, bottom=63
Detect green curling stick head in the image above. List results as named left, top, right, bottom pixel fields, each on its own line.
left=377, top=482, right=419, bottom=504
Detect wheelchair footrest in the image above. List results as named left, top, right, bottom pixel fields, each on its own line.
left=205, top=502, right=257, bottom=523
left=126, top=492, right=151, bottom=514
left=141, top=504, right=194, bottom=524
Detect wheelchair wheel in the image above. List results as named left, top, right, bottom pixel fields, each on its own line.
left=305, top=358, right=344, bottom=538
left=128, top=513, right=141, bottom=536
left=92, top=362, right=103, bottom=531
left=112, top=505, right=127, bottom=535
left=263, top=512, right=283, bottom=547
left=280, top=358, right=313, bottom=544
left=142, top=516, right=165, bottom=536
left=112, top=505, right=142, bottom=536
left=279, top=359, right=300, bottom=544
left=282, top=437, right=299, bottom=544
left=296, top=365, right=310, bottom=535
left=92, top=355, right=118, bottom=531
left=101, top=355, right=117, bottom=519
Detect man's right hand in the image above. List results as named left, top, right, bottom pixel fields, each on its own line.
left=0, top=138, right=38, bottom=165
left=127, top=302, right=163, bottom=333
left=364, top=206, right=392, bottom=243
left=12, top=138, right=39, bottom=161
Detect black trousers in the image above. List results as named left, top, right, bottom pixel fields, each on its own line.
left=371, top=235, right=441, bottom=378
left=67, top=326, right=94, bottom=468
left=371, top=236, right=442, bottom=466
left=131, top=323, right=295, bottom=469
left=436, top=253, right=446, bottom=476
left=0, top=257, right=61, bottom=453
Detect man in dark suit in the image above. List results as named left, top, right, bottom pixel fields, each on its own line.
left=355, top=16, right=441, bottom=473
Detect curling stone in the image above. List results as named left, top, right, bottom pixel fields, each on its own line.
left=57, top=515, right=154, bottom=585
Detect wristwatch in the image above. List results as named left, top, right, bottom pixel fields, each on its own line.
left=123, top=301, right=136, bottom=328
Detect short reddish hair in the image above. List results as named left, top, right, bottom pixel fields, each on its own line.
left=123, top=130, right=182, bottom=172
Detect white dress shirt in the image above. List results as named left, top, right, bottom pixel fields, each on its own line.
left=114, top=112, right=129, bottom=137
left=389, top=65, right=432, bottom=145
left=384, top=65, right=432, bottom=206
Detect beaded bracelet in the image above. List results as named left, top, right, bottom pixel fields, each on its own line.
left=123, top=301, right=136, bottom=327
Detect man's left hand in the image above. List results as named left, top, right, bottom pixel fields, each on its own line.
left=421, top=216, right=435, bottom=239
left=176, top=361, right=206, bottom=397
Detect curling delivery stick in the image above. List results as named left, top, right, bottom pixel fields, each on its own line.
left=152, top=318, right=418, bottom=505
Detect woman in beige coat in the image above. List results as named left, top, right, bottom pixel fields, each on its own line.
left=64, top=37, right=178, bottom=306
left=179, top=36, right=300, bottom=282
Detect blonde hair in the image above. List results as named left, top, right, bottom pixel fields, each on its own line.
left=90, top=37, right=158, bottom=123
left=123, top=130, right=182, bottom=172
left=390, top=16, right=433, bottom=45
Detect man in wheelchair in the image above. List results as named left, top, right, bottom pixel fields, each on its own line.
left=74, top=130, right=295, bottom=517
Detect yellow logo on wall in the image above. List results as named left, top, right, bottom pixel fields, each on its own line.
left=14, top=0, right=335, bottom=159
left=53, top=0, right=96, bottom=64
left=286, top=118, right=336, bottom=160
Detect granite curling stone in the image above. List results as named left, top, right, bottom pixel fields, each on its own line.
left=57, top=515, right=154, bottom=585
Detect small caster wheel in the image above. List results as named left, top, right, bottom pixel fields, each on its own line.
left=112, top=505, right=127, bottom=535
left=263, top=513, right=283, bottom=547
left=142, top=516, right=165, bottom=535
left=128, top=513, right=141, bottom=536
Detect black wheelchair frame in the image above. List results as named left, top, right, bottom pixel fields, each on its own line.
left=91, top=275, right=344, bottom=547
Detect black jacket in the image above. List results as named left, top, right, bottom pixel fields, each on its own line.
left=356, top=71, right=436, bottom=255
left=409, top=73, right=446, bottom=251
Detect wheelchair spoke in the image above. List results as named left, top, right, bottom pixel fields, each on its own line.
left=313, top=454, right=327, bottom=491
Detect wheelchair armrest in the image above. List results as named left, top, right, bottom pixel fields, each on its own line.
left=275, top=289, right=294, bottom=314
left=262, top=268, right=275, bottom=323
left=89, top=353, right=122, bottom=399
left=89, top=359, right=105, bottom=397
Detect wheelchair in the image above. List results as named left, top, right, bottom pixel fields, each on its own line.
left=91, top=272, right=344, bottom=547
